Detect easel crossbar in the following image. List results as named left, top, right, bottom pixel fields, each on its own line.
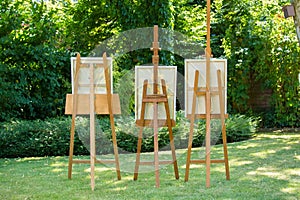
left=65, top=94, right=121, bottom=115
left=186, top=114, right=228, bottom=119
left=135, top=119, right=176, bottom=127
left=72, top=159, right=118, bottom=164
left=142, top=94, right=168, bottom=103
left=139, top=160, right=176, bottom=165
left=189, top=159, right=226, bottom=164
left=184, top=68, right=230, bottom=187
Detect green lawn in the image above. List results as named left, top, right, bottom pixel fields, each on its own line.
left=1, top=132, right=299, bottom=200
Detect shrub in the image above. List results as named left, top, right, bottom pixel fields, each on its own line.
left=0, top=0, right=71, bottom=121
left=225, top=114, right=260, bottom=143
left=114, top=111, right=260, bottom=152
left=0, top=112, right=259, bottom=158
left=214, top=0, right=300, bottom=127
left=0, top=118, right=88, bottom=158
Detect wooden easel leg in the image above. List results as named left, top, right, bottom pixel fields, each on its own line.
left=205, top=122, right=211, bottom=188
left=134, top=127, right=143, bottom=180
left=134, top=80, right=148, bottom=181
left=184, top=108, right=196, bottom=182
left=185, top=70, right=199, bottom=182
left=165, top=115, right=179, bottom=180
left=103, top=52, right=121, bottom=180
left=221, top=119, right=230, bottom=180
left=161, top=79, right=179, bottom=180
left=217, top=70, right=230, bottom=180
left=205, top=78, right=211, bottom=188
left=68, top=117, right=75, bottom=179
left=184, top=123, right=193, bottom=181
left=153, top=102, right=160, bottom=188
left=89, top=65, right=96, bottom=191
left=108, top=120, right=121, bottom=181
left=68, top=53, right=80, bottom=180
left=111, top=119, right=121, bottom=180
left=90, top=115, right=96, bottom=191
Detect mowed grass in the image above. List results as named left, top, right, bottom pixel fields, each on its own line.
left=0, top=132, right=299, bottom=200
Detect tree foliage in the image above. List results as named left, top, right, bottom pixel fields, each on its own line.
left=0, top=0, right=299, bottom=127
left=0, top=0, right=71, bottom=120
left=213, top=0, right=299, bottom=127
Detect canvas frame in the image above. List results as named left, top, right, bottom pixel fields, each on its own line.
left=70, top=57, right=113, bottom=94
left=184, top=59, right=227, bottom=116
left=135, top=66, right=177, bottom=120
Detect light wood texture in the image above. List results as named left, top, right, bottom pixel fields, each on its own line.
left=135, top=119, right=176, bottom=127
left=217, top=69, right=230, bottom=180
left=89, top=62, right=96, bottom=191
left=184, top=68, right=230, bottom=187
left=205, top=0, right=212, bottom=187
left=133, top=25, right=179, bottom=188
left=103, top=52, right=121, bottom=181
left=184, top=2, right=224, bottom=187
left=68, top=53, right=81, bottom=180
left=66, top=53, right=121, bottom=191
left=65, top=94, right=121, bottom=115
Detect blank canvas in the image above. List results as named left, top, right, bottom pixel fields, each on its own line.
left=185, top=59, right=227, bottom=116
left=135, top=66, right=177, bottom=120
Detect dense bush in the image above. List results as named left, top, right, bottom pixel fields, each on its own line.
left=0, top=0, right=298, bottom=128
left=213, top=0, right=300, bottom=127
left=0, top=118, right=88, bottom=158
left=0, top=0, right=71, bottom=121
left=0, top=112, right=259, bottom=158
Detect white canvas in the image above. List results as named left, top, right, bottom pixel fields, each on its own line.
left=135, top=66, right=177, bottom=120
left=185, top=59, right=227, bottom=116
left=71, top=57, right=113, bottom=94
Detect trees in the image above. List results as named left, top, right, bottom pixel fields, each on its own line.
left=0, top=0, right=70, bottom=120
left=213, top=0, right=299, bottom=127
left=0, top=0, right=298, bottom=127
left=292, top=0, right=300, bottom=43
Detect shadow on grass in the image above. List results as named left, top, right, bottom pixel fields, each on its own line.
left=0, top=133, right=299, bottom=199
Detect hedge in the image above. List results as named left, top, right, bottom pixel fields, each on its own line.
left=0, top=112, right=259, bottom=158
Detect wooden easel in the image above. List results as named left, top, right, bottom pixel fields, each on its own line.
left=184, top=68, right=230, bottom=187
left=133, top=25, right=179, bottom=188
left=65, top=53, right=121, bottom=191
left=184, top=0, right=229, bottom=187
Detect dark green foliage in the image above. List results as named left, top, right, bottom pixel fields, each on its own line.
left=213, top=0, right=300, bottom=127
left=0, top=0, right=71, bottom=121
left=154, top=112, right=259, bottom=150
left=0, top=0, right=298, bottom=128
left=65, top=0, right=119, bottom=53
left=151, top=113, right=259, bottom=150
left=225, top=114, right=260, bottom=143
left=0, top=113, right=259, bottom=158
left=0, top=118, right=88, bottom=158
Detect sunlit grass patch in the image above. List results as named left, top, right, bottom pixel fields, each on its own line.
left=0, top=132, right=299, bottom=200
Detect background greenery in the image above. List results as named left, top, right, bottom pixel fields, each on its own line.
left=0, top=0, right=299, bottom=158
left=0, top=0, right=71, bottom=120
left=0, top=112, right=259, bottom=158
left=1, top=0, right=299, bottom=127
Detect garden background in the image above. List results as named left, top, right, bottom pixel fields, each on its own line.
left=0, top=0, right=299, bottom=199
left=0, top=0, right=299, bottom=156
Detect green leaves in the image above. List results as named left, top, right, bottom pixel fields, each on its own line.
left=0, top=0, right=71, bottom=121
left=0, top=0, right=298, bottom=127
left=0, top=118, right=88, bottom=158
left=214, top=0, right=299, bottom=127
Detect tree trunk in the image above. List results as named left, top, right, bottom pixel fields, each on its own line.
left=292, top=0, right=300, bottom=43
